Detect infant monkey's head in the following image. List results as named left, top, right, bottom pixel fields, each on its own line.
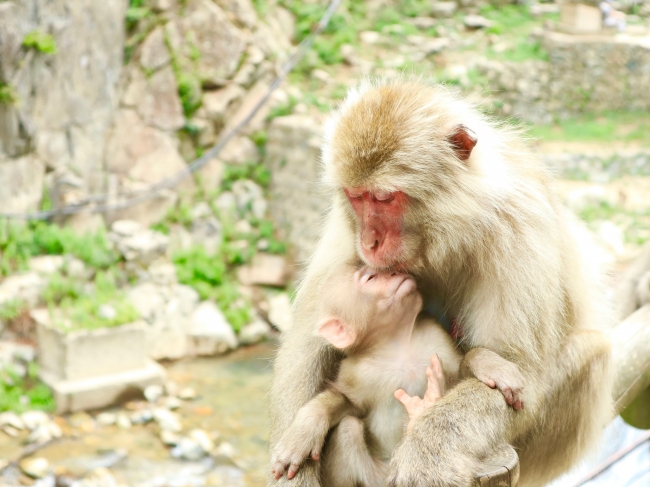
left=317, top=266, right=423, bottom=351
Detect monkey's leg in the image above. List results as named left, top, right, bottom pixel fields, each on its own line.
left=268, top=322, right=342, bottom=486
left=321, top=416, right=387, bottom=487
left=387, top=330, right=612, bottom=487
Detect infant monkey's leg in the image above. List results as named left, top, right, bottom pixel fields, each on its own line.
left=321, top=416, right=386, bottom=487
left=394, top=355, right=446, bottom=434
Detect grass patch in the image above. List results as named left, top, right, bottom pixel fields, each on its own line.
left=579, top=201, right=650, bottom=246
left=22, top=31, right=57, bottom=54
left=528, top=111, right=650, bottom=145
left=0, top=83, right=18, bottom=105
left=0, top=363, right=54, bottom=413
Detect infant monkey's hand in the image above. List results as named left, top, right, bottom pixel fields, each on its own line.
left=394, top=354, right=445, bottom=434
left=461, top=347, right=526, bottom=410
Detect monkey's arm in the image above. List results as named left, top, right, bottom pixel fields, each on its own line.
left=461, top=347, right=526, bottom=410
left=271, top=388, right=354, bottom=480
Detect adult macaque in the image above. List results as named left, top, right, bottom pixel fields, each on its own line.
left=269, top=79, right=613, bottom=487
left=271, top=265, right=523, bottom=486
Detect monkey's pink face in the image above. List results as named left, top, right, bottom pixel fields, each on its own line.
left=345, top=188, right=408, bottom=269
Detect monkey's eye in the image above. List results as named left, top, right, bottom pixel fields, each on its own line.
left=373, top=191, right=395, bottom=203
left=346, top=190, right=364, bottom=200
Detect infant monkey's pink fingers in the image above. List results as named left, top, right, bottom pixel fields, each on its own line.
left=429, top=354, right=444, bottom=376
left=287, top=462, right=301, bottom=480
left=311, top=450, right=321, bottom=461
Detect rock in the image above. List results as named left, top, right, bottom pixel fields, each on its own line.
left=148, top=261, right=178, bottom=286
left=98, top=304, right=117, bottom=321
left=464, top=15, right=494, bottom=29
left=160, top=430, right=181, bottom=446
left=231, top=179, right=266, bottom=218
left=214, top=0, right=258, bottom=29
left=122, top=65, right=185, bottom=132
left=130, top=409, right=153, bottom=424
left=140, top=27, right=171, bottom=72
left=27, top=424, right=53, bottom=444
left=116, top=413, right=132, bottom=430
left=224, top=80, right=272, bottom=135
left=153, top=408, right=182, bottom=432
left=168, top=0, right=246, bottom=85
left=113, top=229, right=169, bottom=266
left=172, top=437, right=205, bottom=460
left=431, top=1, right=457, bottom=17
left=188, top=428, right=215, bottom=453
left=21, top=411, right=50, bottom=431
left=165, top=397, right=182, bottom=410
left=408, top=17, right=438, bottom=29
left=267, top=293, right=292, bottom=332
left=28, top=256, right=65, bottom=275
left=205, top=466, right=246, bottom=487
left=65, top=257, right=89, bottom=279
left=238, top=319, right=272, bottom=345
left=0, top=411, right=24, bottom=430
left=178, top=387, right=197, bottom=400
left=144, top=384, right=164, bottom=403
left=96, top=412, right=117, bottom=426
left=110, top=219, right=142, bottom=237
left=19, top=457, right=50, bottom=479
left=201, top=84, right=246, bottom=130
left=423, top=37, right=450, bottom=55
left=187, top=302, right=238, bottom=356
left=215, top=441, right=236, bottom=459
left=237, top=254, right=291, bottom=287
left=0, top=272, right=46, bottom=307
left=214, top=192, right=237, bottom=215
left=359, top=31, right=381, bottom=44
left=219, top=137, right=259, bottom=165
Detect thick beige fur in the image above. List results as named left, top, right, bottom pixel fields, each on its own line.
left=269, top=78, right=613, bottom=487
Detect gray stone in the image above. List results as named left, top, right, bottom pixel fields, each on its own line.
left=431, top=1, right=457, bottom=18
left=160, top=430, right=181, bottom=446
left=231, top=179, right=265, bottom=216
left=114, top=229, right=169, bottom=265
left=464, top=15, right=494, bottom=29
left=110, top=219, right=142, bottom=237
left=0, top=411, right=24, bottom=430
left=144, top=384, right=164, bottom=403
left=41, top=360, right=166, bottom=414
left=153, top=408, right=182, bottom=432
left=96, top=412, right=117, bottom=426
left=219, top=136, right=259, bottom=164
left=0, top=155, right=45, bottom=213
left=224, top=80, right=271, bottom=135
left=178, top=387, right=197, bottom=400
left=37, top=320, right=149, bottom=382
left=19, top=457, right=50, bottom=479
left=169, top=0, right=247, bottom=85
left=237, top=254, right=291, bottom=287
left=187, top=301, right=238, bottom=356
left=215, top=0, right=258, bottom=29
left=140, top=27, right=171, bottom=72
left=116, top=412, right=132, bottom=430
left=0, top=271, right=46, bottom=306
left=238, top=319, right=272, bottom=345
left=172, top=438, right=205, bottom=460
left=98, top=304, right=117, bottom=321
left=267, top=293, right=292, bottom=332
left=20, top=411, right=50, bottom=430
left=201, top=84, right=246, bottom=130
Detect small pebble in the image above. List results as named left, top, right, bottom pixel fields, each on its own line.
left=178, top=387, right=197, bottom=401
left=95, top=412, right=117, bottom=426
left=19, top=457, right=50, bottom=479
left=116, top=413, right=131, bottom=430
left=144, top=384, right=164, bottom=403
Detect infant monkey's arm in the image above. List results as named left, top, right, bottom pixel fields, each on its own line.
left=461, top=347, right=526, bottom=410
left=271, top=388, right=354, bottom=480
left=394, top=355, right=446, bottom=434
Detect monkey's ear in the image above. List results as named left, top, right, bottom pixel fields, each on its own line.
left=448, top=125, right=478, bottom=161
left=317, top=317, right=357, bottom=349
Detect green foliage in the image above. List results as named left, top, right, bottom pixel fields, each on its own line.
left=267, top=96, right=299, bottom=120
left=0, top=221, right=118, bottom=276
left=0, top=363, right=55, bottom=413
left=43, top=274, right=83, bottom=305
left=579, top=201, right=650, bottom=246
left=0, top=299, right=28, bottom=322
left=22, top=31, right=57, bottom=54
left=214, top=278, right=250, bottom=332
left=126, top=0, right=151, bottom=30
left=178, top=73, right=202, bottom=117
left=528, top=111, right=650, bottom=145
left=490, top=40, right=548, bottom=62
left=173, top=246, right=226, bottom=299
left=54, top=270, right=139, bottom=332
left=221, top=162, right=272, bottom=190
left=0, top=83, right=18, bottom=105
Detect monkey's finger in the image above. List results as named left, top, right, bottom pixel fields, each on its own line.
left=287, top=462, right=301, bottom=480
left=429, top=354, right=444, bottom=376
left=513, top=399, right=524, bottom=410
left=311, top=449, right=321, bottom=461
left=394, top=388, right=412, bottom=404
left=501, top=386, right=515, bottom=405
left=485, top=378, right=497, bottom=388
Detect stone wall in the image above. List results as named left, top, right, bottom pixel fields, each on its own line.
left=477, top=31, right=650, bottom=123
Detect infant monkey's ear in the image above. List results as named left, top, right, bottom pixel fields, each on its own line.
left=317, top=317, right=357, bottom=349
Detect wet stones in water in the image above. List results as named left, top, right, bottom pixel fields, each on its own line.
left=19, top=457, right=50, bottom=479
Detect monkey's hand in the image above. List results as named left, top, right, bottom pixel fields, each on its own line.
left=460, top=347, right=526, bottom=410
left=270, top=409, right=329, bottom=481
left=388, top=380, right=508, bottom=487
left=394, top=355, right=445, bottom=433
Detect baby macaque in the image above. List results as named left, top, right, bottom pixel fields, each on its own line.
left=271, top=266, right=525, bottom=486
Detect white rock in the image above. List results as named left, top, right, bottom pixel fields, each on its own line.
left=267, top=294, right=293, bottom=332
left=0, top=272, right=46, bottom=307
left=239, top=319, right=272, bottom=345
left=153, top=408, right=182, bottom=432
left=172, top=438, right=205, bottom=460
left=0, top=411, right=24, bottom=430
left=96, top=412, right=117, bottom=426
left=431, top=1, right=457, bottom=18
left=19, top=457, right=49, bottom=479
left=237, top=254, right=291, bottom=287
left=48, top=422, right=62, bottom=439
left=116, top=413, right=132, bottom=430
left=21, top=411, right=50, bottom=431
left=28, top=255, right=65, bottom=275
left=27, top=425, right=52, bottom=444
left=148, top=261, right=178, bottom=286
left=111, top=219, right=143, bottom=237
left=359, top=31, right=381, bottom=44
left=3, top=425, right=19, bottom=437
left=188, top=428, right=215, bottom=453
left=178, top=387, right=197, bottom=400
left=98, top=304, right=117, bottom=321
left=215, top=441, right=236, bottom=459
left=160, top=430, right=181, bottom=446
left=187, top=302, right=238, bottom=356
left=65, top=257, right=88, bottom=279
left=144, top=384, right=164, bottom=403
left=130, top=409, right=153, bottom=425
left=115, top=230, right=169, bottom=265
left=464, top=15, right=494, bottom=29
left=214, top=192, right=237, bottom=214
left=165, top=397, right=182, bottom=410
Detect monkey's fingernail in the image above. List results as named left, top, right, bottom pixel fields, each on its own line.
left=312, top=452, right=320, bottom=461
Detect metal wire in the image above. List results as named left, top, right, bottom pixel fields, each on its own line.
left=0, top=0, right=342, bottom=220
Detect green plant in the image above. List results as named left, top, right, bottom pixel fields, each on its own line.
left=221, top=162, right=272, bottom=191
left=173, top=246, right=227, bottom=299
left=43, top=274, right=83, bottom=305
left=267, top=96, right=299, bottom=120
left=126, top=0, right=151, bottom=30
left=0, top=363, right=55, bottom=413
left=22, top=31, right=57, bottom=54
left=178, top=73, right=202, bottom=117
left=0, top=83, right=18, bottom=105
left=0, top=299, right=28, bottom=323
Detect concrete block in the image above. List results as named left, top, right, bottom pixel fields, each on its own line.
left=36, top=319, right=148, bottom=381
left=559, top=4, right=603, bottom=34
left=40, top=360, right=166, bottom=414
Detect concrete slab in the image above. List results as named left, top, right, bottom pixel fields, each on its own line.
left=40, top=360, right=166, bottom=413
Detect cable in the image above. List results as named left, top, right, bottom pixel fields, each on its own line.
left=0, top=0, right=342, bottom=220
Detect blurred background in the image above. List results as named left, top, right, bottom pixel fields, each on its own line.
left=0, top=0, right=649, bottom=486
